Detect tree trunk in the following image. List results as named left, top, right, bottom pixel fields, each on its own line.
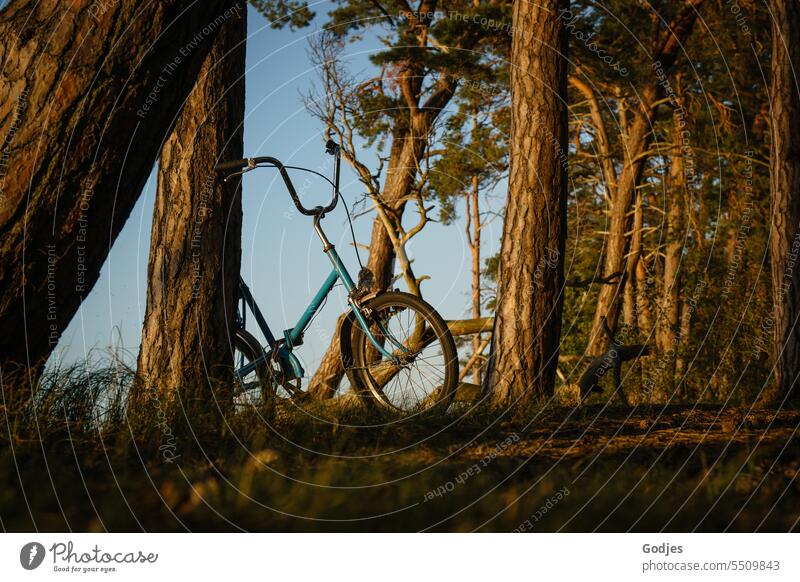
left=0, top=0, right=232, bottom=387
left=586, top=0, right=705, bottom=356
left=132, top=3, right=246, bottom=435
left=307, top=312, right=350, bottom=399
left=656, top=121, right=687, bottom=397
left=485, top=0, right=568, bottom=404
left=624, top=193, right=643, bottom=328
left=469, top=172, right=483, bottom=385
left=767, top=0, right=800, bottom=406
left=634, top=219, right=654, bottom=336
left=587, top=95, right=653, bottom=355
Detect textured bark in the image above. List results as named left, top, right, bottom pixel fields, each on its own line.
left=0, top=0, right=231, bottom=384
left=447, top=317, right=493, bottom=336
left=623, top=194, right=643, bottom=328
left=656, top=116, right=687, bottom=394
left=469, top=172, right=483, bottom=385
left=133, top=3, right=245, bottom=432
left=587, top=0, right=705, bottom=356
left=622, top=191, right=654, bottom=337
left=485, top=0, right=568, bottom=404
left=623, top=273, right=636, bottom=329
left=767, top=0, right=800, bottom=406
left=633, top=203, right=654, bottom=335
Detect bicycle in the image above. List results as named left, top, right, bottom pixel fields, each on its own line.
left=215, top=140, right=459, bottom=417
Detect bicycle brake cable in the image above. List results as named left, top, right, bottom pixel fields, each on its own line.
left=282, top=165, right=364, bottom=270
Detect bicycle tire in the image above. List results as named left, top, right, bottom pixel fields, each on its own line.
left=233, top=328, right=273, bottom=405
left=346, top=291, right=458, bottom=416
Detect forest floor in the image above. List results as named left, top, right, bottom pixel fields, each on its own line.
left=2, top=401, right=799, bottom=532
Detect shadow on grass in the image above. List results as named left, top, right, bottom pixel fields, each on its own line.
left=1, top=363, right=798, bottom=531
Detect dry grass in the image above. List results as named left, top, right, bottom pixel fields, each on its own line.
left=1, top=364, right=799, bottom=532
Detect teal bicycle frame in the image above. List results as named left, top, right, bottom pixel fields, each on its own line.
left=234, top=217, right=399, bottom=384
left=225, top=141, right=410, bottom=388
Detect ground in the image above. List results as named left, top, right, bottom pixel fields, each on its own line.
left=2, top=404, right=798, bottom=532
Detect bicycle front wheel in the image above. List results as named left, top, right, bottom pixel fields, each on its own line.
left=348, top=291, right=458, bottom=416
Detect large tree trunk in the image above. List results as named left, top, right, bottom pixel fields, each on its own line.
left=485, top=0, right=568, bottom=404
left=586, top=0, right=705, bottom=356
left=132, top=3, right=246, bottom=435
left=0, top=0, right=231, bottom=389
left=767, top=0, right=800, bottom=406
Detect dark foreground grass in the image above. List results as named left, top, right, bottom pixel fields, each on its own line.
left=1, top=363, right=799, bottom=532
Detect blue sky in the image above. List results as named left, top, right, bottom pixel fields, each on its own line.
left=48, top=2, right=505, bottom=380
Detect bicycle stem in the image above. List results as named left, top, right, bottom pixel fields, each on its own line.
left=313, top=213, right=333, bottom=252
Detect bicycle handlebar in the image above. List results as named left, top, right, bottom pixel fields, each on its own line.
left=214, top=142, right=341, bottom=217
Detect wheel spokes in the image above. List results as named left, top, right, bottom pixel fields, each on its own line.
left=360, top=302, right=449, bottom=412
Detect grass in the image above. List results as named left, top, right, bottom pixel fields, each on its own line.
left=1, top=363, right=798, bottom=532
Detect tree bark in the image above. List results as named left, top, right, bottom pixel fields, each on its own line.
left=656, top=115, right=687, bottom=397
left=0, top=0, right=232, bottom=386
left=767, top=0, right=800, bottom=406
left=469, top=171, right=483, bottom=385
left=633, top=200, right=654, bottom=336
left=586, top=0, right=705, bottom=356
left=132, top=2, right=246, bottom=434
left=307, top=312, right=350, bottom=399
left=624, top=193, right=643, bottom=328
left=485, top=0, right=568, bottom=404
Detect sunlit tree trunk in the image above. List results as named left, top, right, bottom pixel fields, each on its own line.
left=132, top=3, right=246, bottom=436
left=469, top=172, right=483, bottom=385
left=767, top=0, right=800, bottom=406
left=624, top=193, right=645, bottom=329
left=656, top=114, right=687, bottom=398
left=0, top=0, right=231, bottom=391
left=485, top=0, right=568, bottom=404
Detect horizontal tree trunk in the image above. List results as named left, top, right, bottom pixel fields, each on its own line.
left=447, top=317, right=493, bottom=336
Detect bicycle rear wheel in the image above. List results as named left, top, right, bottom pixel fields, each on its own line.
left=233, top=329, right=301, bottom=407
left=347, top=291, right=458, bottom=416
left=233, top=328, right=271, bottom=407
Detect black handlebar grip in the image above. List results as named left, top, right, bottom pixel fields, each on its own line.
left=214, top=159, right=250, bottom=172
